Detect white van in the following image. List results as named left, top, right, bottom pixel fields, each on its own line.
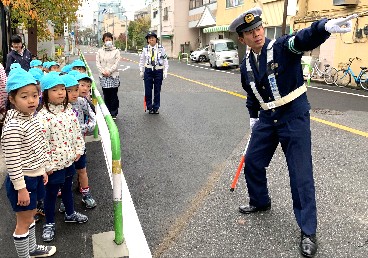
left=208, top=39, right=239, bottom=68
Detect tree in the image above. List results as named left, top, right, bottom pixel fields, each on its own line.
left=1, top=0, right=81, bottom=41
left=128, top=16, right=150, bottom=50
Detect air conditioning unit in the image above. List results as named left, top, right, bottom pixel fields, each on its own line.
left=333, top=0, right=358, bottom=5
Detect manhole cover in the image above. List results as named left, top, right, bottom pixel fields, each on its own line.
left=312, top=108, right=343, bottom=115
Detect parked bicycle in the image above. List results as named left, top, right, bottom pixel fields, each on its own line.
left=310, top=58, right=338, bottom=85
left=336, top=57, right=368, bottom=90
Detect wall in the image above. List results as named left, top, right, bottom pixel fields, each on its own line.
left=294, top=1, right=368, bottom=76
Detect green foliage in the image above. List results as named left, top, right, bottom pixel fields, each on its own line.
left=2, top=0, right=81, bottom=41
left=128, top=17, right=150, bottom=50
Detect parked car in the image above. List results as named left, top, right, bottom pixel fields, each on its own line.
left=190, top=46, right=209, bottom=62
left=208, top=39, right=239, bottom=68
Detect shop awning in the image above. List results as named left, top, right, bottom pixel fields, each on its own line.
left=162, top=35, right=173, bottom=39
left=203, top=25, right=229, bottom=33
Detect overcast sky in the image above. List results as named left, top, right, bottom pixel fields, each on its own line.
left=79, top=0, right=148, bottom=26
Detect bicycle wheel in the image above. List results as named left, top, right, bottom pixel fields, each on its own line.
left=336, top=70, right=351, bottom=87
left=323, top=67, right=338, bottom=85
left=358, top=70, right=368, bottom=91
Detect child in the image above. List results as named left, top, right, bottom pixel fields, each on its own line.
left=71, top=59, right=87, bottom=73
left=46, top=61, right=60, bottom=72
left=42, top=62, right=50, bottom=73
left=1, top=66, right=56, bottom=257
left=38, top=72, right=88, bottom=242
left=61, top=74, right=97, bottom=209
left=30, top=59, right=43, bottom=69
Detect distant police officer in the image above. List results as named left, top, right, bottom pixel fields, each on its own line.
left=139, top=32, right=169, bottom=114
left=229, top=7, right=353, bottom=257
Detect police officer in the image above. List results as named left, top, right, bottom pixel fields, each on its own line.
left=229, top=7, right=353, bottom=257
left=139, top=31, right=169, bottom=114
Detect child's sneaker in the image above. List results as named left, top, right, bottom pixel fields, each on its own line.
left=82, top=193, right=97, bottom=209
left=58, top=201, right=65, bottom=213
left=29, top=244, right=56, bottom=257
left=64, top=211, right=88, bottom=223
left=42, top=224, right=55, bottom=242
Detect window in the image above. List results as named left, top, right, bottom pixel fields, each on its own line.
left=153, top=10, right=158, bottom=19
left=265, top=26, right=290, bottom=39
left=163, top=7, right=168, bottom=20
left=214, top=41, right=236, bottom=51
left=226, top=0, right=244, bottom=8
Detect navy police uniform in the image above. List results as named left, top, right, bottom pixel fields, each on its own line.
left=139, top=32, right=169, bottom=112
left=231, top=9, right=331, bottom=236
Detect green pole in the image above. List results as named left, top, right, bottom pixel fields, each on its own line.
left=80, top=54, right=124, bottom=244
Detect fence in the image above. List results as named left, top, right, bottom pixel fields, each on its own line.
left=78, top=52, right=152, bottom=258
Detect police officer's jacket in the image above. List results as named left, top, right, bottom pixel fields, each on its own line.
left=240, top=19, right=330, bottom=125
left=139, top=44, right=169, bottom=73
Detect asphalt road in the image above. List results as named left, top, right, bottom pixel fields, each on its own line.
left=1, top=45, right=367, bottom=258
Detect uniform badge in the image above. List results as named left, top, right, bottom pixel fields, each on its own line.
left=245, top=14, right=254, bottom=24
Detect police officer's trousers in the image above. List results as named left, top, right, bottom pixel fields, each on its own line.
left=144, top=68, right=163, bottom=110
left=244, top=112, right=317, bottom=235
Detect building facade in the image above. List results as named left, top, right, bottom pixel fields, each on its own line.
left=293, top=0, right=368, bottom=76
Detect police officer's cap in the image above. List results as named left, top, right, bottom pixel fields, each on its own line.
left=145, top=31, right=157, bottom=39
left=229, top=7, right=263, bottom=33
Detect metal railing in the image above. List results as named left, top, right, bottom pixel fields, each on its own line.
left=79, top=53, right=124, bottom=245
left=178, top=52, right=189, bottom=64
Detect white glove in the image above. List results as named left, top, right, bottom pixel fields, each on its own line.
left=325, top=15, right=356, bottom=34
left=140, top=71, right=144, bottom=78
left=163, top=72, right=167, bottom=80
left=250, top=118, right=259, bottom=130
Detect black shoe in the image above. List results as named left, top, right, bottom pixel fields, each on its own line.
left=239, top=202, right=271, bottom=214
left=153, top=109, right=159, bottom=114
left=148, top=109, right=154, bottom=114
left=300, top=232, right=317, bottom=257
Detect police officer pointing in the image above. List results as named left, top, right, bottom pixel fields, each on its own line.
left=229, top=7, right=353, bottom=257
left=139, top=32, right=169, bottom=114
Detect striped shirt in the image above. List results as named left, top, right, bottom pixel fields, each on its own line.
left=1, top=109, right=51, bottom=190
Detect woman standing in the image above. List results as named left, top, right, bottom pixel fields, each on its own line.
left=5, top=35, right=33, bottom=75
left=139, top=31, right=169, bottom=114
left=96, top=32, right=121, bottom=119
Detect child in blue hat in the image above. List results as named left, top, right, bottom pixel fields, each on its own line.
left=30, top=59, right=43, bottom=69
left=1, top=66, right=56, bottom=257
left=71, top=59, right=87, bottom=73
left=61, top=74, right=97, bottom=209
left=37, top=72, right=88, bottom=242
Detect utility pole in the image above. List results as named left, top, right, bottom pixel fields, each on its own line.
left=64, top=20, right=69, bottom=58
left=282, top=0, right=289, bottom=35
left=125, top=16, right=128, bottom=52
left=159, top=0, right=162, bottom=43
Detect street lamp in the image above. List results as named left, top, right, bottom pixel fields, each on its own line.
left=122, top=11, right=128, bottom=52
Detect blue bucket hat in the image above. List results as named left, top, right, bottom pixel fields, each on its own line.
left=42, top=61, right=49, bottom=68
left=74, top=72, right=92, bottom=82
left=40, top=72, right=65, bottom=92
left=61, top=64, right=72, bottom=73
left=30, top=59, right=42, bottom=67
left=6, top=67, right=37, bottom=93
left=29, top=67, right=44, bottom=81
left=46, top=61, right=59, bottom=69
left=60, top=74, right=79, bottom=88
left=10, top=63, right=21, bottom=71
left=71, top=59, right=86, bottom=68
left=68, top=70, right=80, bottom=78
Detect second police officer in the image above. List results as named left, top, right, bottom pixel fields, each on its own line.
left=139, top=32, right=169, bottom=114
